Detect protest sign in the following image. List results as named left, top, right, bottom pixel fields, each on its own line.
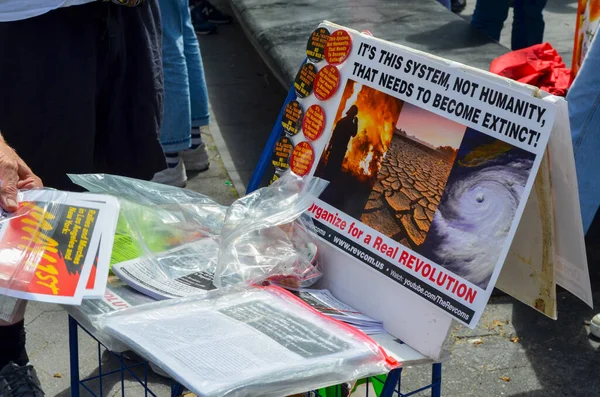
left=271, top=21, right=558, bottom=329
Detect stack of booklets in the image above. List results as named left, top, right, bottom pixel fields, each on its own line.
left=100, top=285, right=397, bottom=397
left=112, top=239, right=219, bottom=300
left=0, top=190, right=119, bottom=321
left=287, top=288, right=385, bottom=335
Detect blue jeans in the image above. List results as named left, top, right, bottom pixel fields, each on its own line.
left=158, top=0, right=210, bottom=152
left=471, top=0, right=547, bottom=50
left=568, top=33, right=600, bottom=234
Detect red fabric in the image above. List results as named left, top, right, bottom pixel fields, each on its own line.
left=489, top=43, right=572, bottom=97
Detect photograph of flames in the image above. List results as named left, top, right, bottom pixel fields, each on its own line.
left=314, top=79, right=404, bottom=218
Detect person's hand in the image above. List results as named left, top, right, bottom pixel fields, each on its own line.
left=0, top=138, right=43, bottom=212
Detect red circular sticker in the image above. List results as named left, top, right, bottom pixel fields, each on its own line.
left=325, top=30, right=352, bottom=65
left=290, top=141, right=315, bottom=177
left=314, top=65, right=340, bottom=101
left=302, top=105, right=326, bottom=141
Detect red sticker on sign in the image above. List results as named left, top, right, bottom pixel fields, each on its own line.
left=290, top=141, right=315, bottom=177
left=302, top=105, right=326, bottom=141
left=325, top=30, right=352, bottom=65
left=314, top=65, right=340, bottom=101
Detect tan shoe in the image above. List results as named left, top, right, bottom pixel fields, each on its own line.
left=150, top=159, right=187, bottom=187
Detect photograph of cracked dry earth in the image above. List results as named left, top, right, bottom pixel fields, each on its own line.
left=316, top=79, right=532, bottom=290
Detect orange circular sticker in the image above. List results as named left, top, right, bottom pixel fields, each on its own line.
left=290, top=141, right=315, bottom=177
left=293, top=63, right=317, bottom=98
left=281, top=100, right=303, bottom=136
left=306, top=27, right=330, bottom=63
left=325, top=30, right=352, bottom=65
left=272, top=136, right=294, bottom=171
left=302, top=105, right=326, bottom=141
left=314, top=65, right=340, bottom=101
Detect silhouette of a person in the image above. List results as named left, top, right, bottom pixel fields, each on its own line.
left=322, top=105, right=359, bottom=182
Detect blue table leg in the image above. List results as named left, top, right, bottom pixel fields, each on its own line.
left=246, top=58, right=308, bottom=193
left=380, top=368, right=402, bottom=397
left=68, top=316, right=80, bottom=397
left=171, top=380, right=185, bottom=397
left=431, top=363, right=442, bottom=397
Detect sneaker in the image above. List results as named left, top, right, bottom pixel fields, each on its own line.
left=151, top=159, right=187, bottom=187
left=180, top=143, right=210, bottom=172
left=0, top=362, right=44, bottom=397
left=591, top=314, right=600, bottom=338
left=451, top=0, right=466, bottom=13
left=194, top=0, right=233, bottom=24
left=191, top=12, right=218, bottom=35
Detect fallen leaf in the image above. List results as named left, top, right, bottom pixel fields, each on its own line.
left=53, top=373, right=62, bottom=378
left=510, top=336, right=520, bottom=343
left=489, top=320, right=505, bottom=329
left=469, top=338, right=483, bottom=346
left=500, top=376, right=511, bottom=382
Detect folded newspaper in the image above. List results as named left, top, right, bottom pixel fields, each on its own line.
left=100, top=285, right=398, bottom=397
left=112, top=239, right=219, bottom=300
left=287, top=288, right=385, bottom=335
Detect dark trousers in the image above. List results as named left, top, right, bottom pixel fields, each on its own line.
left=471, top=0, right=548, bottom=50
left=0, top=1, right=167, bottom=190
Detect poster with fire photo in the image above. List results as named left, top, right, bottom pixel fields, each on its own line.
left=273, top=22, right=557, bottom=327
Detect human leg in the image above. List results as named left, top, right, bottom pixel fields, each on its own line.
left=180, top=0, right=210, bottom=171
left=0, top=6, right=103, bottom=392
left=96, top=0, right=167, bottom=181
left=470, top=0, right=510, bottom=42
left=511, top=0, right=547, bottom=50
left=152, top=0, right=193, bottom=186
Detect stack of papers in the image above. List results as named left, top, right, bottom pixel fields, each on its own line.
left=100, top=286, right=396, bottom=397
left=0, top=190, right=119, bottom=306
left=112, top=239, right=219, bottom=300
left=288, top=288, right=385, bottom=335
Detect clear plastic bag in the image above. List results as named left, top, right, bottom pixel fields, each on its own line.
left=99, top=285, right=398, bottom=397
left=69, top=174, right=227, bottom=237
left=64, top=278, right=156, bottom=352
left=69, top=174, right=228, bottom=300
left=214, top=173, right=328, bottom=289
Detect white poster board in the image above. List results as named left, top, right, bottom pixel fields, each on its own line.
left=269, top=21, right=590, bottom=358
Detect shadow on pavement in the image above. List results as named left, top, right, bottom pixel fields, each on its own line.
left=55, top=350, right=171, bottom=397
left=404, top=20, right=497, bottom=51
left=509, top=212, right=600, bottom=396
